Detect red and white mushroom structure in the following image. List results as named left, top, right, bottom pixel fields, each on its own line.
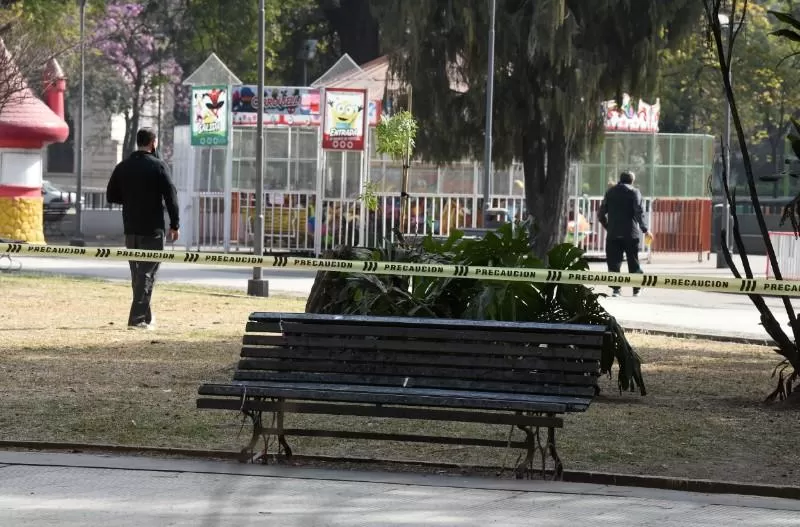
left=0, top=44, right=69, bottom=243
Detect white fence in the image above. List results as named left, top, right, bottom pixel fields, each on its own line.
left=766, top=232, right=800, bottom=280
left=183, top=190, right=657, bottom=258
left=74, top=187, right=700, bottom=264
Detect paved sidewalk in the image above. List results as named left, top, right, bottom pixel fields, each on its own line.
left=0, top=451, right=799, bottom=526
left=3, top=253, right=796, bottom=341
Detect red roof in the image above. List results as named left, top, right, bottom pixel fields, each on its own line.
left=0, top=87, right=70, bottom=148
left=0, top=41, right=69, bottom=149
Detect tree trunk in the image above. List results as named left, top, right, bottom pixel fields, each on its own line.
left=522, top=130, right=569, bottom=259
left=122, top=113, right=133, bottom=160
left=125, top=103, right=142, bottom=157
left=123, top=83, right=144, bottom=157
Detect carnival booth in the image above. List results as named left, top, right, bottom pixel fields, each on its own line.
left=0, top=50, right=69, bottom=243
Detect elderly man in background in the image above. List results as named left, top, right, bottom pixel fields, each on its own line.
left=598, top=170, right=653, bottom=297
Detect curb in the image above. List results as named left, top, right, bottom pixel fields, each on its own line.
left=1, top=441, right=797, bottom=500
left=622, top=323, right=774, bottom=346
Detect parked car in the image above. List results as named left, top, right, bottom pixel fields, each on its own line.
left=42, top=180, right=82, bottom=220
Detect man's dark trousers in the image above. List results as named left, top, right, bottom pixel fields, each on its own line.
left=606, top=237, right=643, bottom=294
left=125, top=234, right=163, bottom=326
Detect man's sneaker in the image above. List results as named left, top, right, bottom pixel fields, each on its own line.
left=612, top=290, right=621, bottom=297
left=633, top=291, right=641, bottom=298
left=128, top=322, right=154, bottom=331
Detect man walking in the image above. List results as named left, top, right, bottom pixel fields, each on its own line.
left=107, top=128, right=180, bottom=329
left=598, top=171, right=652, bottom=297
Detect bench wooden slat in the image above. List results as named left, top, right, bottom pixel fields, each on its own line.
left=239, top=346, right=599, bottom=373
left=237, top=358, right=598, bottom=386
left=232, top=371, right=597, bottom=397
left=246, top=321, right=605, bottom=346
left=196, top=399, right=564, bottom=426
left=198, top=382, right=590, bottom=412
left=249, top=312, right=607, bottom=336
left=242, top=334, right=602, bottom=361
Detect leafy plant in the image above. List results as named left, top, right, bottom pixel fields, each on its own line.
left=375, top=111, right=418, bottom=231
left=358, top=181, right=380, bottom=213
left=702, top=2, right=799, bottom=402
left=306, top=222, right=646, bottom=396
left=375, top=110, right=418, bottom=160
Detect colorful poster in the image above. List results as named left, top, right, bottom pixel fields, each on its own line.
left=321, top=88, right=367, bottom=151
left=603, top=94, right=660, bottom=133
left=231, top=86, right=321, bottom=126
left=191, top=85, right=229, bottom=146
left=229, top=85, right=380, bottom=127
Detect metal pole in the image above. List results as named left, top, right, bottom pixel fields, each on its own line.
left=251, top=0, right=266, bottom=284
left=717, top=40, right=733, bottom=268
left=724, top=67, right=732, bottom=243
left=482, top=0, right=496, bottom=226
left=71, top=0, right=86, bottom=246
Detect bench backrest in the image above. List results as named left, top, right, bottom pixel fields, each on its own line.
left=236, top=312, right=605, bottom=401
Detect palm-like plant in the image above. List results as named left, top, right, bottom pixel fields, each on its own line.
left=307, top=223, right=646, bottom=396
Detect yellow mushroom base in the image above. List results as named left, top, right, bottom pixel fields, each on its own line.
left=0, top=196, right=45, bottom=243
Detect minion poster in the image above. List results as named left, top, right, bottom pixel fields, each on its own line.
left=321, top=88, right=367, bottom=151
left=191, top=85, right=229, bottom=146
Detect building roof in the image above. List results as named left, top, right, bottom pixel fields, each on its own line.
left=183, top=52, right=242, bottom=86
left=312, top=53, right=468, bottom=99
left=311, top=54, right=401, bottom=101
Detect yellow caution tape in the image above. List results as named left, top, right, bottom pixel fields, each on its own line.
left=3, top=242, right=799, bottom=297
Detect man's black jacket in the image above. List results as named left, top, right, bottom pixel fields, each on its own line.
left=598, top=183, right=649, bottom=240
left=106, top=150, right=180, bottom=237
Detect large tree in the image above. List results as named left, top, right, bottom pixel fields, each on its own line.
left=0, top=0, right=83, bottom=113
left=704, top=0, right=800, bottom=400
left=659, top=1, right=800, bottom=192
left=90, top=1, right=182, bottom=156
left=372, top=0, right=702, bottom=257
left=319, top=0, right=381, bottom=65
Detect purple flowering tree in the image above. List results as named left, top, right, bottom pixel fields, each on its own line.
left=91, top=1, right=182, bottom=156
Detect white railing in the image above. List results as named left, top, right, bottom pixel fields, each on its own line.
left=766, top=231, right=800, bottom=280
left=81, top=188, right=121, bottom=210
left=184, top=190, right=712, bottom=260
left=566, top=196, right=654, bottom=259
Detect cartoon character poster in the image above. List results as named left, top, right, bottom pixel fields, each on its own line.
left=321, top=88, right=367, bottom=151
left=230, top=86, right=320, bottom=126
left=191, top=85, right=229, bottom=146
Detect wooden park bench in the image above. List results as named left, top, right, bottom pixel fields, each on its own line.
left=196, top=312, right=605, bottom=479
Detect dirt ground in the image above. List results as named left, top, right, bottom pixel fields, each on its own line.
left=1, top=271, right=798, bottom=485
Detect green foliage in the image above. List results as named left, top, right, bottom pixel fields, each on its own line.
left=358, top=181, right=380, bottom=212
left=167, top=0, right=333, bottom=87
left=371, top=0, right=701, bottom=255
left=706, top=0, right=800, bottom=403
left=660, top=3, right=800, bottom=185
left=375, top=110, right=418, bottom=163
left=307, top=222, right=646, bottom=396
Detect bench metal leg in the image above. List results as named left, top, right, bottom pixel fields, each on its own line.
left=275, top=406, right=293, bottom=458
left=240, top=399, right=294, bottom=463
left=514, top=414, right=563, bottom=481
left=240, top=409, right=264, bottom=463
left=546, top=424, right=564, bottom=480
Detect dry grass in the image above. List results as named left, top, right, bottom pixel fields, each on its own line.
left=1, top=271, right=798, bottom=485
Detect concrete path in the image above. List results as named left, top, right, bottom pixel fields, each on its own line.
left=1, top=451, right=798, bottom=526
left=3, top=252, right=797, bottom=341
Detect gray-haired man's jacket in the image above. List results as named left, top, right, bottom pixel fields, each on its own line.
left=598, top=183, right=649, bottom=240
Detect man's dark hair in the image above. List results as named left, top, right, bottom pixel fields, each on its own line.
left=619, top=171, right=635, bottom=184
left=136, top=128, right=157, bottom=147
